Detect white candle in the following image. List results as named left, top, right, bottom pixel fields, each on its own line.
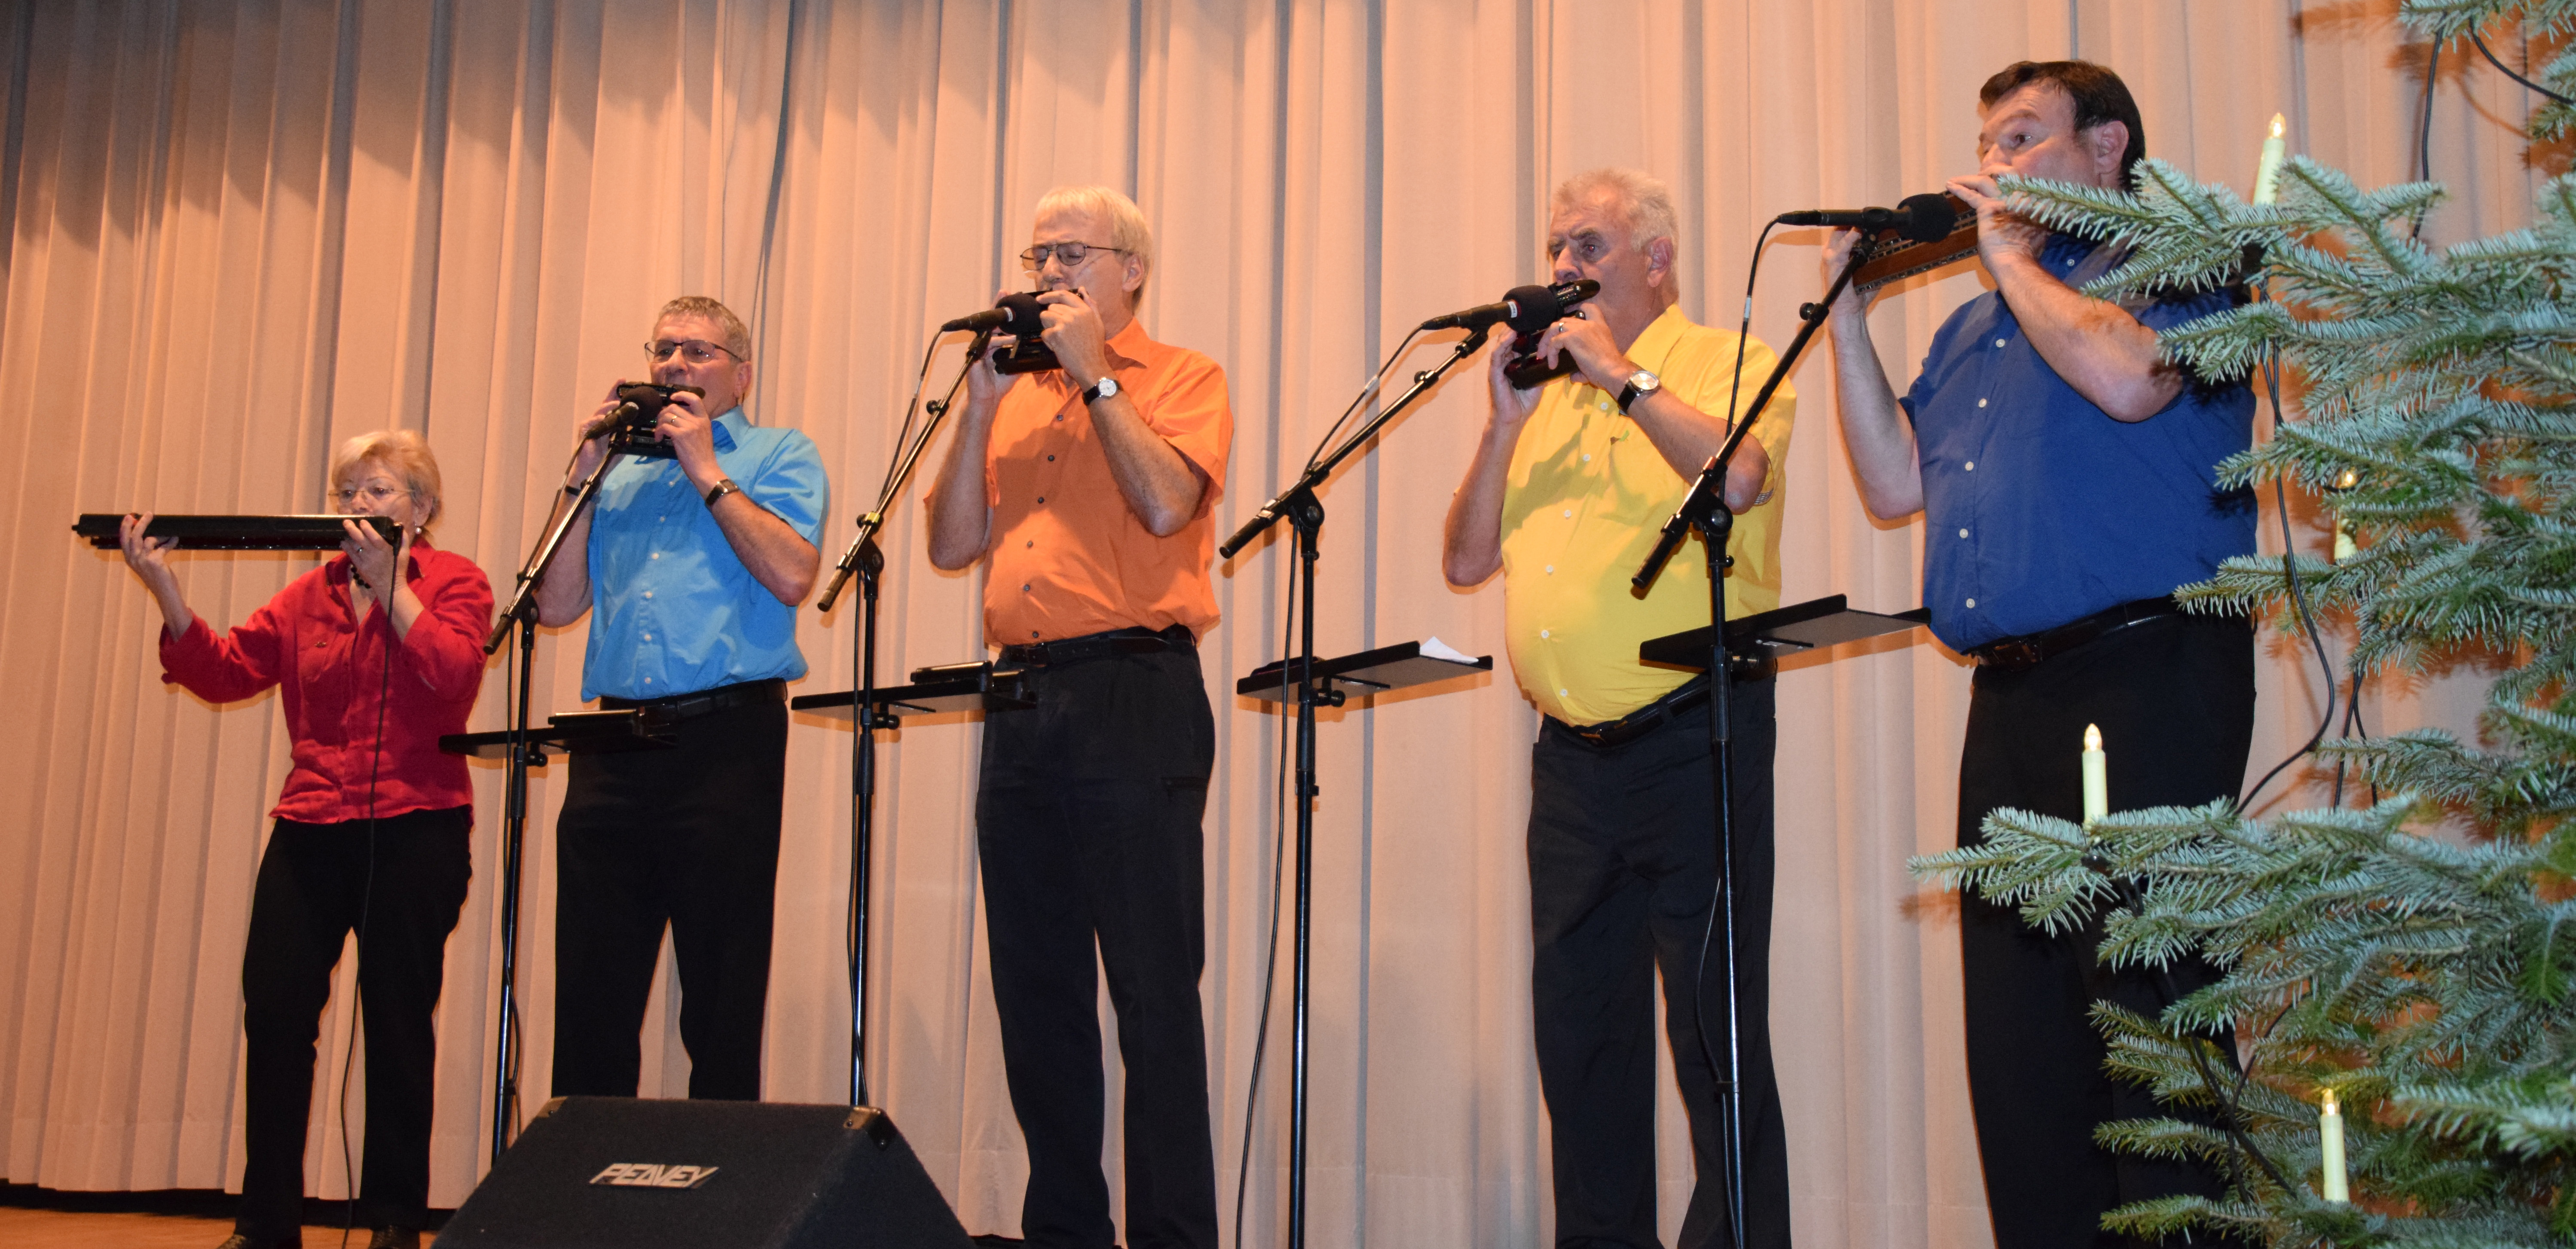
left=2253, top=113, right=2287, bottom=205
left=2082, top=724, right=2108, bottom=825
left=2332, top=468, right=2359, bottom=563
left=2320, top=1087, right=2349, bottom=1203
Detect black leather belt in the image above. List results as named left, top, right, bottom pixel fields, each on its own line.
left=599, top=677, right=786, bottom=722
left=1000, top=623, right=1195, bottom=668
left=1555, top=675, right=1713, bottom=750
left=1965, top=597, right=2182, bottom=672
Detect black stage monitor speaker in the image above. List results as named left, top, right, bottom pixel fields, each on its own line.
left=434, top=1097, right=976, bottom=1249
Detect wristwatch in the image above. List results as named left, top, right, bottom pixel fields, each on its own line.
left=1081, top=376, right=1121, bottom=406
left=704, top=477, right=742, bottom=507
left=1615, top=369, right=1661, bottom=413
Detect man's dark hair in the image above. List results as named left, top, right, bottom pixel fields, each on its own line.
left=1980, top=60, right=2147, bottom=189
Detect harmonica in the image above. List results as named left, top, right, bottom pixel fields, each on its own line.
left=1850, top=193, right=1980, bottom=294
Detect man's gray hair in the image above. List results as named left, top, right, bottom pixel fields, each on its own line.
left=1034, top=184, right=1157, bottom=306
left=1553, top=168, right=1682, bottom=298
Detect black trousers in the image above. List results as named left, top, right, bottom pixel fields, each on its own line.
left=1530, top=677, right=1788, bottom=1249
left=1958, top=612, right=2255, bottom=1249
left=976, top=647, right=1219, bottom=1249
left=236, top=806, right=472, bottom=1242
left=550, top=697, right=786, bottom=1101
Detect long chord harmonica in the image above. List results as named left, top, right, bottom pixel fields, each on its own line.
left=73, top=513, right=400, bottom=551
left=1850, top=193, right=1980, bottom=294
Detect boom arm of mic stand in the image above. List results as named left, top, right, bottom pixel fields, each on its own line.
left=818, top=330, right=991, bottom=612
left=488, top=448, right=621, bottom=654
left=1632, top=239, right=1874, bottom=592
left=1220, top=327, right=1489, bottom=559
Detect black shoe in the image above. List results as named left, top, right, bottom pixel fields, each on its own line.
left=214, top=1236, right=298, bottom=1249
left=367, top=1228, right=421, bottom=1249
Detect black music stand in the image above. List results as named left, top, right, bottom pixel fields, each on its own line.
left=789, top=661, right=1036, bottom=723
left=438, top=708, right=680, bottom=759
left=1638, top=595, right=1929, bottom=670
left=1218, top=328, right=1491, bottom=1249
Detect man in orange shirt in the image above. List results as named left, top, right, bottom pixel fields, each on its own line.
left=927, top=184, right=1230, bottom=1249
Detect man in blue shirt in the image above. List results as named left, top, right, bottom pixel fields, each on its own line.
left=1824, top=62, right=2256, bottom=1247
left=535, top=295, right=827, bottom=1100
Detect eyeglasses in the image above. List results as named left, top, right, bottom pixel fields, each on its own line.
left=333, top=484, right=408, bottom=507
left=645, top=339, right=746, bottom=364
left=1018, top=242, right=1125, bottom=272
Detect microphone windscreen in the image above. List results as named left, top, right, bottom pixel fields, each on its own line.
left=1503, top=284, right=1564, bottom=336
left=998, top=291, right=1048, bottom=337
left=1897, top=193, right=1958, bottom=243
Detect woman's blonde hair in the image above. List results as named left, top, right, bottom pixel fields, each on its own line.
left=328, top=429, right=444, bottom=534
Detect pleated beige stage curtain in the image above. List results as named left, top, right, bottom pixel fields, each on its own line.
left=0, top=1, right=2540, bottom=1245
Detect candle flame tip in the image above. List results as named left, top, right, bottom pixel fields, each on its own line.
left=2084, top=724, right=2102, bottom=750
left=2270, top=113, right=2286, bottom=138
left=2321, top=1087, right=2341, bottom=1112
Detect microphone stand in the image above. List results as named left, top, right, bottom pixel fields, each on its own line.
left=815, top=330, right=989, bottom=1107
left=1218, top=324, right=1489, bottom=1249
left=1630, top=237, right=1869, bottom=1249
left=478, top=440, right=624, bottom=1165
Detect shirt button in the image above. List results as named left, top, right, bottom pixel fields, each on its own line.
left=1031, top=630, right=1040, bottom=638
left=650, top=551, right=660, bottom=559
left=1561, top=509, right=1572, bottom=519
left=1026, top=540, right=1034, bottom=548
left=1994, top=338, right=2006, bottom=348
left=643, top=590, right=653, bottom=599
left=1054, top=415, right=1064, bottom=422
left=643, top=676, right=653, bottom=685
left=1964, top=461, right=1975, bottom=471
left=1558, top=688, right=1569, bottom=697
left=1540, top=629, right=1551, bottom=638
left=1582, top=453, right=1592, bottom=462
left=1022, top=583, right=1030, bottom=590
left=1957, top=529, right=1968, bottom=539
left=1596, top=400, right=1609, bottom=412
left=642, top=633, right=651, bottom=641
left=1047, top=454, right=1055, bottom=461
left=1544, top=565, right=1555, bottom=574
left=1977, top=398, right=1987, bottom=408
left=1966, top=598, right=1977, bottom=608
left=1037, top=497, right=1045, bottom=504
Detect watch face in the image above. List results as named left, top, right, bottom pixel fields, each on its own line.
left=1095, top=377, right=1120, bottom=399
left=1629, top=370, right=1660, bottom=392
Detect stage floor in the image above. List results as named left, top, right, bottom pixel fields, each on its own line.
left=0, top=1206, right=380, bottom=1246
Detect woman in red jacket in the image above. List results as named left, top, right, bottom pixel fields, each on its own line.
left=121, top=430, right=492, bottom=1249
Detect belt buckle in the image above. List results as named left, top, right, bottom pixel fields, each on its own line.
left=1979, top=639, right=2044, bottom=670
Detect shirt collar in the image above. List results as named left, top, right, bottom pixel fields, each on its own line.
left=710, top=406, right=746, bottom=452
left=1623, top=304, right=1690, bottom=376
left=1103, top=318, right=1156, bottom=372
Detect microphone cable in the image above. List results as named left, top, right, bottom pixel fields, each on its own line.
left=335, top=542, right=398, bottom=1247
left=844, top=332, right=951, bottom=1105
left=1675, top=217, right=1789, bottom=1203
left=1230, top=527, right=1299, bottom=1249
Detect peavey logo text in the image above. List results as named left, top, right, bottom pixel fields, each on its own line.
left=589, top=1162, right=720, bottom=1189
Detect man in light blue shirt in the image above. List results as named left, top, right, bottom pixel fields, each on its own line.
left=535, top=295, right=826, bottom=1101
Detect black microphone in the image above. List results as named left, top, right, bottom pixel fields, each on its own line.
left=1420, top=279, right=1601, bottom=333
left=940, top=292, right=1051, bottom=335
left=1778, top=193, right=1954, bottom=242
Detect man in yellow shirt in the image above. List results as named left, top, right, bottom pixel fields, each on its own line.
left=1443, top=168, right=1795, bottom=1249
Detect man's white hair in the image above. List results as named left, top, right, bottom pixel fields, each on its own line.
left=1034, top=184, right=1156, bottom=306
left=1552, top=167, right=1682, bottom=298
